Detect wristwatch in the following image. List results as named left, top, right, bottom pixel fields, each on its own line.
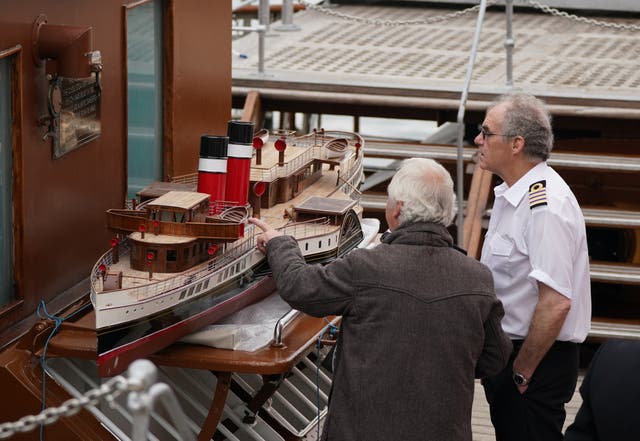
left=513, top=371, right=531, bottom=386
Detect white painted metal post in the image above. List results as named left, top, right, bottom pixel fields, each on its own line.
left=274, top=0, right=301, bottom=31
left=127, top=360, right=195, bottom=441
left=258, top=25, right=266, bottom=73
left=259, top=0, right=271, bottom=34
left=505, top=0, right=515, bottom=87
left=455, top=0, right=489, bottom=246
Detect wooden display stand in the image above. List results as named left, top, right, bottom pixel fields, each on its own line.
left=42, top=304, right=337, bottom=440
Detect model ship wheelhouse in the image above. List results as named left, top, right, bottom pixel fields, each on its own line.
left=124, top=192, right=242, bottom=274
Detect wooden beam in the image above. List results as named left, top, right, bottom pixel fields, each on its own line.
left=462, top=165, right=493, bottom=259
left=241, top=90, right=265, bottom=129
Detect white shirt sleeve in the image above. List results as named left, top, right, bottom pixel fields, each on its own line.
left=526, top=198, right=577, bottom=299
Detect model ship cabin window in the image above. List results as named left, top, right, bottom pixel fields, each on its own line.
left=0, top=57, right=14, bottom=307
left=126, top=0, right=163, bottom=199
left=160, top=211, right=172, bottom=222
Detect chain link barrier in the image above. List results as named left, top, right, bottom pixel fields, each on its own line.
left=298, top=0, right=498, bottom=26
left=299, top=0, right=640, bottom=31
left=0, top=375, right=133, bottom=439
left=525, top=0, right=640, bottom=31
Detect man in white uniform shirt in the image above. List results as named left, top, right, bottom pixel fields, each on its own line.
left=475, top=93, right=591, bottom=441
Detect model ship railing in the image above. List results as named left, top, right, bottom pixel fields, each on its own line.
left=90, top=239, right=133, bottom=306
left=106, top=209, right=243, bottom=240
left=210, top=201, right=249, bottom=219
left=250, top=131, right=363, bottom=182
left=92, top=216, right=339, bottom=306
left=90, top=240, right=133, bottom=287
left=249, top=145, right=322, bottom=182
left=91, top=228, right=260, bottom=303
left=336, top=151, right=363, bottom=201
left=276, top=217, right=333, bottom=240
left=294, top=131, right=362, bottom=145
left=172, top=131, right=363, bottom=188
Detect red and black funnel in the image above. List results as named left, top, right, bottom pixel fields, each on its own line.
left=197, top=135, right=228, bottom=207
left=225, top=121, right=254, bottom=207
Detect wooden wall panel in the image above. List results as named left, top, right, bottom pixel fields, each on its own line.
left=0, top=1, right=127, bottom=332
left=0, top=0, right=231, bottom=341
left=168, top=0, right=232, bottom=179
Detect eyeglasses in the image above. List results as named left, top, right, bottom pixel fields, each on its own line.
left=480, top=127, right=508, bottom=141
left=479, top=127, right=509, bottom=140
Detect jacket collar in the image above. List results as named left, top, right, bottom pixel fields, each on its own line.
left=495, top=161, right=547, bottom=207
left=382, top=221, right=453, bottom=248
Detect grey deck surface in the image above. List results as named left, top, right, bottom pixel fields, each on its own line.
left=233, top=3, right=640, bottom=116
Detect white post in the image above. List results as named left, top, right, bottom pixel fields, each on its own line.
left=505, top=0, right=515, bottom=87
left=258, top=25, right=266, bottom=73
left=259, top=0, right=271, bottom=34
left=127, top=360, right=195, bottom=441
left=274, top=0, right=301, bottom=31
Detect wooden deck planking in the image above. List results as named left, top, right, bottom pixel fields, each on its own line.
left=252, top=139, right=310, bottom=171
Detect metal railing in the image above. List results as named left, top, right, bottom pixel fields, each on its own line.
left=0, top=360, right=194, bottom=441
left=272, top=309, right=300, bottom=346
left=232, top=24, right=266, bottom=73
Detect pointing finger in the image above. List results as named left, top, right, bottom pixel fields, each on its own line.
left=248, top=217, right=270, bottom=232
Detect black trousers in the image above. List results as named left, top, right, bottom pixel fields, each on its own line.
left=482, top=340, right=579, bottom=441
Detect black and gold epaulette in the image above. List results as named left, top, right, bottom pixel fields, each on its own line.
left=529, top=180, right=547, bottom=209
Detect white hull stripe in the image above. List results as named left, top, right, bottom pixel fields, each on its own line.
left=198, top=157, right=227, bottom=173
left=228, top=143, right=253, bottom=159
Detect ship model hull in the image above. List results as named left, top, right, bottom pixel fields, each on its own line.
left=92, top=125, right=368, bottom=376
left=97, top=274, right=276, bottom=377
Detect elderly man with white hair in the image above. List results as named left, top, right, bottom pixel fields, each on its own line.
left=250, top=157, right=511, bottom=441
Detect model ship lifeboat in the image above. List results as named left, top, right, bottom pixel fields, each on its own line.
left=91, top=122, right=370, bottom=376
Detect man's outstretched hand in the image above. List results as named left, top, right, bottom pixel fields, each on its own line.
left=248, top=217, right=283, bottom=254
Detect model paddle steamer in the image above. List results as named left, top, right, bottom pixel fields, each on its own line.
left=91, top=121, right=367, bottom=376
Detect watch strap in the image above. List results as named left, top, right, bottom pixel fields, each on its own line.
left=513, top=371, right=531, bottom=386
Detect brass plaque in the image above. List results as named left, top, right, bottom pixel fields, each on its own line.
left=48, top=73, right=101, bottom=158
